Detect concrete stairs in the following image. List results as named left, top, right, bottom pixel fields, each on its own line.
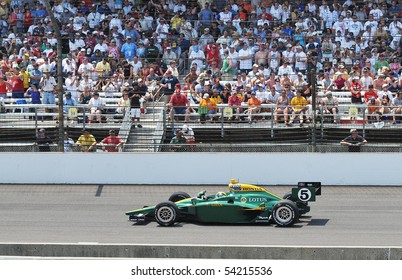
left=121, top=102, right=166, bottom=152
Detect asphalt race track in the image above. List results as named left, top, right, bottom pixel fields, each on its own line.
left=0, top=184, right=402, bottom=246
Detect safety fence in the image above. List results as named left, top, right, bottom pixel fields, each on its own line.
left=1, top=101, right=402, bottom=152
left=2, top=142, right=402, bottom=153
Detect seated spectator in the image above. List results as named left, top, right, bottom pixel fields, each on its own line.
left=116, top=91, right=130, bottom=115
left=391, top=92, right=402, bottom=124
left=169, top=130, right=187, bottom=152
left=379, top=93, right=392, bottom=120
left=63, top=132, right=75, bottom=153
left=100, top=130, right=125, bottom=152
left=365, top=97, right=381, bottom=124
left=87, top=92, right=105, bottom=123
left=34, top=128, right=52, bottom=152
left=167, top=84, right=190, bottom=122
left=350, top=76, right=363, bottom=105
left=274, top=90, right=291, bottom=125
left=246, top=92, right=261, bottom=124
left=63, top=92, right=77, bottom=114
left=228, top=90, right=243, bottom=120
left=210, top=89, right=222, bottom=110
left=289, top=89, right=308, bottom=126
left=266, top=86, right=280, bottom=113
left=321, top=91, right=339, bottom=123
left=363, top=85, right=378, bottom=103
left=332, top=74, right=348, bottom=90
left=76, top=129, right=97, bottom=152
left=181, top=124, right=195, bottom=144
left=199, top=93, right=217, bottom=122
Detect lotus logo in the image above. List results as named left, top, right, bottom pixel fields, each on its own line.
left=240, top=197, right=247, bottom=203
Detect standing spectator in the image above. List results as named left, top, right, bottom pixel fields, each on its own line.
left=100, top=130, right=124, bottom=152
left=188, top=42, right=205, bottom=75
left=144, top=38, right=160, bottom=64
left=25, top=84, right=41, bottom=109
left=340, top=129, right=367, bottom=152
left=39, top=68, right=57, bottom=114
left=199, top=2, right=214, bottom=28
left=238, top=43, right=253, bottom=74
left=6, top=67, right=24, bottom=98
left=29, top=63, right=42, bottom=88
left=129, top=86, right=142, bottom=128
left=76, top=129, right=97, bottom=152
left=0, top=75, right=9, bottom=99
left=120, top=36, right=137, bottom=60
left=34, top=128, right=52, bottom=152
left=160, top=70, right=180, bottom=104
left=294, top=46, right=307, bottom=73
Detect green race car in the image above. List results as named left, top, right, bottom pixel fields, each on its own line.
left=126, top=179, right=321, bottom=227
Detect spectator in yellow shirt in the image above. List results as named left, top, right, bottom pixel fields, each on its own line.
left=76, top=129, right=97, bottom=152
left=95, top=58, right=111, bottom=78
left=289, top=89, right=308, bottom=126
left=20, top=66, right=30, bottom=91
left=199, top=93, right=217, bottom=122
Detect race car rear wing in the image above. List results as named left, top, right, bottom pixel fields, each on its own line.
left=291, top=182, right=322, bottom=202
left=298, top=182, right=321, bottom=196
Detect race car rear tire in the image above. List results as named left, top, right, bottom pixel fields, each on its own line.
left=283, top=191, right=308, bottom=211
left=272, top=200, right=299, bottom=227
left=154, top=201, right=178, bottom=226
left=168, top=192, right=191, bottom=202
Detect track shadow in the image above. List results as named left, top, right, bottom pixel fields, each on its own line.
left=307, top=219, right=329, bottom=226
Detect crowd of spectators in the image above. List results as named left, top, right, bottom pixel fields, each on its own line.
left=0, top=0, right=402, bottom=125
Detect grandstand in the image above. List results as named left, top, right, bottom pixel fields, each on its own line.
left=0, top=0, right=401, bottom=152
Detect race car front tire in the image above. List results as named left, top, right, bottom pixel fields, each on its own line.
left=154, top=201, right=178, bottom=226
left=272, top=200, right=299, bottom=227
left=168, top=192, right=191, bottom=202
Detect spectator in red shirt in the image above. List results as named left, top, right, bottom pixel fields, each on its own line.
left=167, top=84, right=190, bottom=122
left=332, top=74, right=348, bottom=90
left=0, top=75, right=9, bottom=99
left=228, top=90, right=243, bottom=120
left=100, top=130, right=124, bottom=152
left=350, top=76, right=363, bottom=104
left=364, top=85, right=378, bottom=103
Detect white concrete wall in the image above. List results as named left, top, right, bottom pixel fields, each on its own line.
left=1, top=153, right=401, bottom=185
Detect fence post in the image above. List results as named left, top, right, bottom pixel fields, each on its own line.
left=34, top=107, right=38, bottom=134
left=83, top=109, right=86, bottom=129
left=362, top=105, right=366, bottom=138
left=220, top=109, right=224, bottom=138
left=270, top=109, right=274, bottom=138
